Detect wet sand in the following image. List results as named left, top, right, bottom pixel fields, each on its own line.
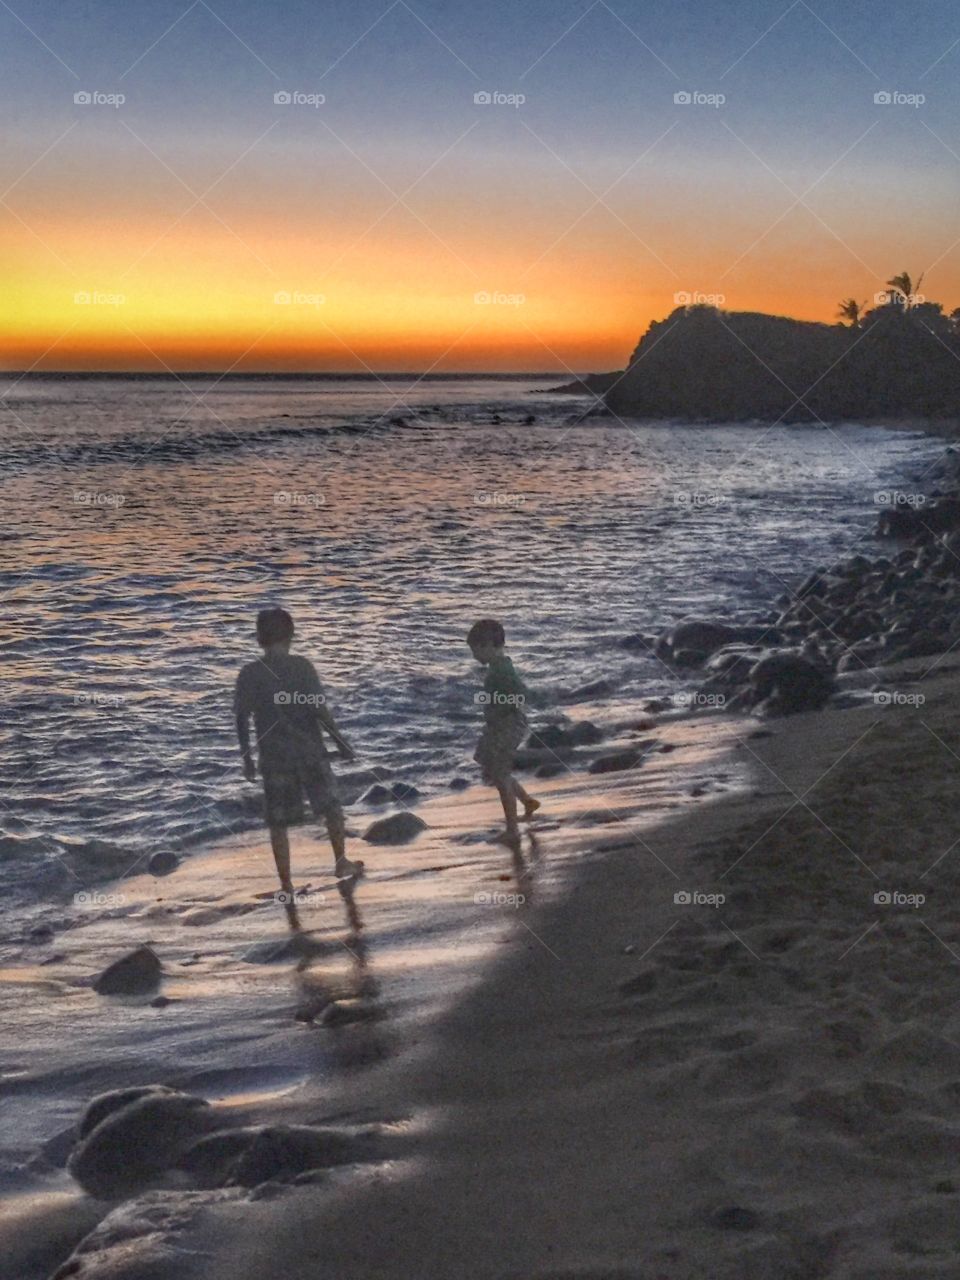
left=0, top=710, right=745, bottom=1280
left=150, top=658, right=960, bottom=1280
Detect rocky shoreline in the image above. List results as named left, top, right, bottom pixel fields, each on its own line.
left=642, top=446, right=960, bottom=719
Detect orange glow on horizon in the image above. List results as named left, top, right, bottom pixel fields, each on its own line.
left=6, top=184, right=960, bottom=373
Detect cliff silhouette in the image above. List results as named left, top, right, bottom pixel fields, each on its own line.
left=604, top=303, right=960, bottom=422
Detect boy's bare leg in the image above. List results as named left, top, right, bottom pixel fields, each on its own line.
left=269, top=824, right=294, bottom=895
left=513, top=778, right=541, bottom=819
left=496, top=779, right=521, bottom=844
left=324, top=802, right=363, bottom=878
left=307, top=783, right=364, bottom=879
left=320, top=793, right=363, bottom=875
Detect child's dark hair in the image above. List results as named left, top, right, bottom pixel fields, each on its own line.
left=257, top=607, right=294, bottom=646
left=467, top=618, right=505, bottom=648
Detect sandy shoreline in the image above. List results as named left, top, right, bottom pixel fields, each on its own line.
left=193, top=656, right=960, bottom=1280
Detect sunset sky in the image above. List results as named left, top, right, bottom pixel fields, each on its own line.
left=3, top=0, right=960, bottom=372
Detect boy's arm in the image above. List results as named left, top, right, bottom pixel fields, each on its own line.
left=236, top=711, right=256, bottom=780
left=302, top=659, right=356, bottom=761
left=234, top=674, right=256, bottom=780
left=317, top=703, right=355, bottom=761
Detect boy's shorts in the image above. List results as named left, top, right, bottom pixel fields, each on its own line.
left=261, top=754, right=339, bottom=828
left=474, top=719, right=526, bottom=785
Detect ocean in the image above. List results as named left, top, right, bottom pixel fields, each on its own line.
left=0, top=374, right=945, bottom=907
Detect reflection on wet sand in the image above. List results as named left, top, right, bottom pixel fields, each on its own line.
left=508, top=828, right=543, bottom=908
left=287, top=881, right=389, bottom=1069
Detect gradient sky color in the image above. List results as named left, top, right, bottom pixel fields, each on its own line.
left=4, top=0, right=960, bottom=372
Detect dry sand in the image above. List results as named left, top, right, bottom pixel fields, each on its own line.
left=98, top=656, right=960, bottom=1280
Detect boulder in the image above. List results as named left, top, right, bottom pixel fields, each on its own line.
left=568, top=720, right=604, bottom=746
left=535, top=762, right=566, bottom=779
left=529, top=723, right=566, bottom=750
left=93, top=946, right=161, bottom=996
left=176, top=1128, right=271, bottom=1187
left=147, top=851, right=179, bottom=877
left=360, top=780, right=421, bottom=805
left=68, top=1090, right=215, bottom=1199
left=448, top=776, right=470, bottom=790
left=658, top=620, right=781, bottom=664
left=50, top=1188, right=237, bottom=1280
left=529, top=720, right=603, bottom=750
left=748, top=652, right=834, bottom=716
left=191, top=1124, right=377, bottom=1188
left=79, top=1086, right=180, bottom=1141
left=588, top=748, right=644, bottom=775
left=360, top=783, right=393, bottom=805
left=362, top=812, right=428, bottom=845
left=877, top=506, right=926, bottom=539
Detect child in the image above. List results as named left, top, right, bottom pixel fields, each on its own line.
left=235, top=607, right=363, bottom=895
left=467, top=618, right=540, bottom=844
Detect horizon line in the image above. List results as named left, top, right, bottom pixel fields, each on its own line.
left=0, top=370, right=582, bottom=381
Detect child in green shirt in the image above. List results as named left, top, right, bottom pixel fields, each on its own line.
left=467, top=618, right=540, bottom=844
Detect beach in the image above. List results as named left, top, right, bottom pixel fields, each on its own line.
left=0, top=704, right=748, bottom=1280
left=20, top=648, right=960, bottom=1279
left=238, top=656, right=960, bottom=1280
left=3, top=379, right=960, bottom=1279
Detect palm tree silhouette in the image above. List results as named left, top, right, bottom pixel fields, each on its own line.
left=885, top=271, right=925, bottom=309
left=836, top=298, right=865, bottom=326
